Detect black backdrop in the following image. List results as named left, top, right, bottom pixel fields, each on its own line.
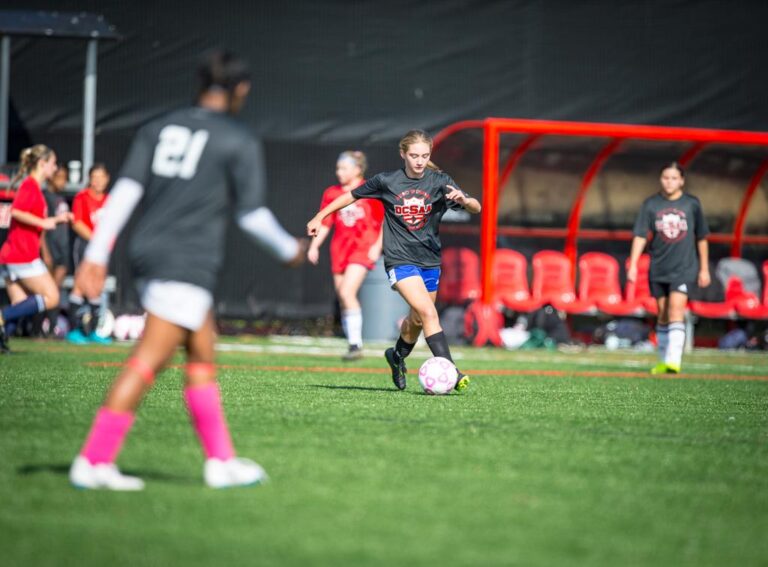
left=4, top=0, right=768, bottom=315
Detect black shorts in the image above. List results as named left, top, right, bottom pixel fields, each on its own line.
left=72, top=237, right=88, bottom=268
left=650, top=280, right=694, bottom=299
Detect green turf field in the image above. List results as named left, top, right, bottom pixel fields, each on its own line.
left=1, top=337, right=767, bottom=567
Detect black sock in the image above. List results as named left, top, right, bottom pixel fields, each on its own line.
left=67, top=295, right=85, bottom=332
left=85, top=300, right=101, bottom=335
left=425, top=331, right=454, bottom=363
left=395, top=336, right=416, bottom=360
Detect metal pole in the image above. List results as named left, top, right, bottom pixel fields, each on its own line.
left=82, top=39, right=98, bottom=180
left=0, top=36, right=11, bottom=167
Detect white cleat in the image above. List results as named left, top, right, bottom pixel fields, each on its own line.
left=204, top=457, right=268, bottom=489
left=69, top=456, right=145, bottom=491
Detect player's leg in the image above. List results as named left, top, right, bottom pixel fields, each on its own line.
left=337, top=264, right=368, bottom=360
left=183, top=312, right=267, bottom=488
left=2, top=271, right=58, bottom=336
left=0, top=278, right=27, bottom=351
left=663, top=291, right=688, bottom=373
left=67, top=238, right=91, bottom=344
left=70, top=314, right=187, bottom=490
left=650, top=283, right=670, bottom=374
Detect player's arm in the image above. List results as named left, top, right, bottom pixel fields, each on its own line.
left=237, top=208, right=305, bottom=267
left=307, top=224, right=331, bottom=265
left=627, top=236, right=647, bottom=283
left=307, top=192, right=357, bottom=237
left=368, top=227, right=383, bottom=263
left=10, top=209, right=58, bottom=230
left=697, top=238, right=710, bottom=287
left=72, top=220, right=93, bottom=241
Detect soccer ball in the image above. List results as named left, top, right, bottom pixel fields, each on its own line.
left=418, top=356, right=458, bottom=395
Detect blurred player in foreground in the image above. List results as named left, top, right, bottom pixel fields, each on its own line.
left=70, top=49, right=305, bottom=491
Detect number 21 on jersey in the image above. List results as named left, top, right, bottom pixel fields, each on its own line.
left=152, top=125, right=209, bottom=179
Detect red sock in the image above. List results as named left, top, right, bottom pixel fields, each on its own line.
left=184, top=383, right=235, bottom=461
left=80, top=407, right=135, bottom=465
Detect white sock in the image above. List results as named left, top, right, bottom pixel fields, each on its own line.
left=665, top=322, right=685, bottom=368
left=342, top=309, right=363, bottom=347
left=656, top=324, right=669, bottom=362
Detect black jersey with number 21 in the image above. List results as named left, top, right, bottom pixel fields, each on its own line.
left=118, top=107, right=266, bottom=291
left=352, top=168, right=469, bottom=271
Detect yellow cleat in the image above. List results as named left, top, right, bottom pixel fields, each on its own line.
left=650, top=363, right=668, bottom=374
left=455, top=372, right=470, bottom=392
left=666, top=364, right=681, bottom=374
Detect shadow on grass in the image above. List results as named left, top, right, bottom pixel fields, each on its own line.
left=311, top=384, right=398, bottom=393
left=17, top=463, right=198, bottom=484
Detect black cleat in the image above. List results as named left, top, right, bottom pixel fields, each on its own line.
left=385, top=348, right=407, bottom=390
left=341, top=344, right=363, bottom=362
left=0, top=317, right=9, bottom=354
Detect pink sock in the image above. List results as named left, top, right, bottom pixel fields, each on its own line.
left=184, top=383, right=235, bottom=461
left=80, top=407, right=135, bottom=465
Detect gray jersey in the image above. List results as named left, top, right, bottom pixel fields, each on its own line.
left=119, top=107, right=266, bottom=291
left=351, top=168, right=468, bottom=271
left=633, top=192, right=710, bottom=283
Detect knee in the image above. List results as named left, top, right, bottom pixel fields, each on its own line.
left=44, top=288, right=60, bottom=310
left=415, top=305, right=439, bottom=325
left=337, top=287, right=357, bottom=308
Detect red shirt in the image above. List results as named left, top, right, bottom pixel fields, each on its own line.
left=72, top=187, right=108, bottom=232
left=319, top=183, right=385, bottom=250
left=0, top=177, right=47, bottom=264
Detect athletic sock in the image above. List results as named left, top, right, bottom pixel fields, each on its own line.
left=184, top=382, right=235, bottom=461
left=395, top=336, right=416, bottom=360
left=424, top=331, right=454, bottom=363
left=68, top=294, right=86, bottom=331
left=80, top=407, right=135, bottom=465
left=342, top=308, right=363, bottom=347
left=656, top=324, right=669, bottom=362
left=1, top=294, right=46, bottom=324
left=85, top=298, right=102, bottom=335
left=665, top=322, right=685, bottom=369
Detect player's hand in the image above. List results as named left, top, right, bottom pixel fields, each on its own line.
left=286, top=238, right=309, bottom=268
left=56, top=212, right=74, bottom=224
left=307, top=216, right=323, bottom=237
left=40, top=217, right=57, bottom=231
left=626, top=265, right=638, bottom=283
left=445, top=185, right=467, bottom=206
left=307, top=245, right=320, bottom=265
left=76, top=260, right=108, bottom=299
left=698, top=270, right=711, bottom=288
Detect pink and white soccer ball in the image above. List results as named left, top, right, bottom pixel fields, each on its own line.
left=418, top=356, right=458, bottom=395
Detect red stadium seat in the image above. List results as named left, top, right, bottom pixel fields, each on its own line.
left=531, top=250, right=594, bottom=314
left=578, top=252, right=623, bottom=314
left=689, top=277, right=757, bottom=319
left=736, top=260, right=768, bottom=319
left=493, top=249, right=542, bottom=312
left=438, top=247, right=480, bottom=305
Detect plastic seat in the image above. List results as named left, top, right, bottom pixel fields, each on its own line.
left=493, top=249, right=542, bottom=312
left=689, top=277, right=757, bottom=319
left=438, top=247, right=480, bottom=305
left=736, top=260, right=768, bottom=319
left=597, top=254, right=656, bottom=316
left=578, top=252, right=623, bottom=314
left=531, top=250, right=594, bottom=314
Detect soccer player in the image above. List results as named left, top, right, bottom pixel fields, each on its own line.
left=41, top=163, right=71, bottom=289
left=628, top=162, right=710, bottom=374
left=0, top=145, right=72, bottom=353
left=67, top=163, right=112, bottom=344
left=69, top=49, right=305, bottom=490
left=307, top=151, right=384, bottom=360
left=307, top=129, right=481, bottom=391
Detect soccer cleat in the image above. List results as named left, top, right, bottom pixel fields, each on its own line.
left=69, top=456, right=145, bottom=491
left=385, top=348, right=407, bottom=390
left=650, top=363, right=681, bottom=375
left=341, top=344, right=363, bottom=362
left=455, top=370, right=470, bottom=391
left=204, top=457, right=268, bottom=489
left=66, top=329, right=91, bottom=345
left=89, top=331, right=113, bottom=345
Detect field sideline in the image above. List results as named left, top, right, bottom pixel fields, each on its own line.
left=1, top=337, right=767, bottom=566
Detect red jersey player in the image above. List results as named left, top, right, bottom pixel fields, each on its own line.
left=67, top=163, right=111, bottom=344
left=0, top=145, right=71, bottom=352
left=307, top=151, right=384, bottom=360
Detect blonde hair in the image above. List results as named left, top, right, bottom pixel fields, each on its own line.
left=398, top=129, right=440, bottom=171
left=10, top=144, right=55, bottom=188
left=337, top=150, right=368, bottom=176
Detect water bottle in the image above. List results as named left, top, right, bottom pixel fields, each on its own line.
left=68, top=160, right=82, bottom=186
